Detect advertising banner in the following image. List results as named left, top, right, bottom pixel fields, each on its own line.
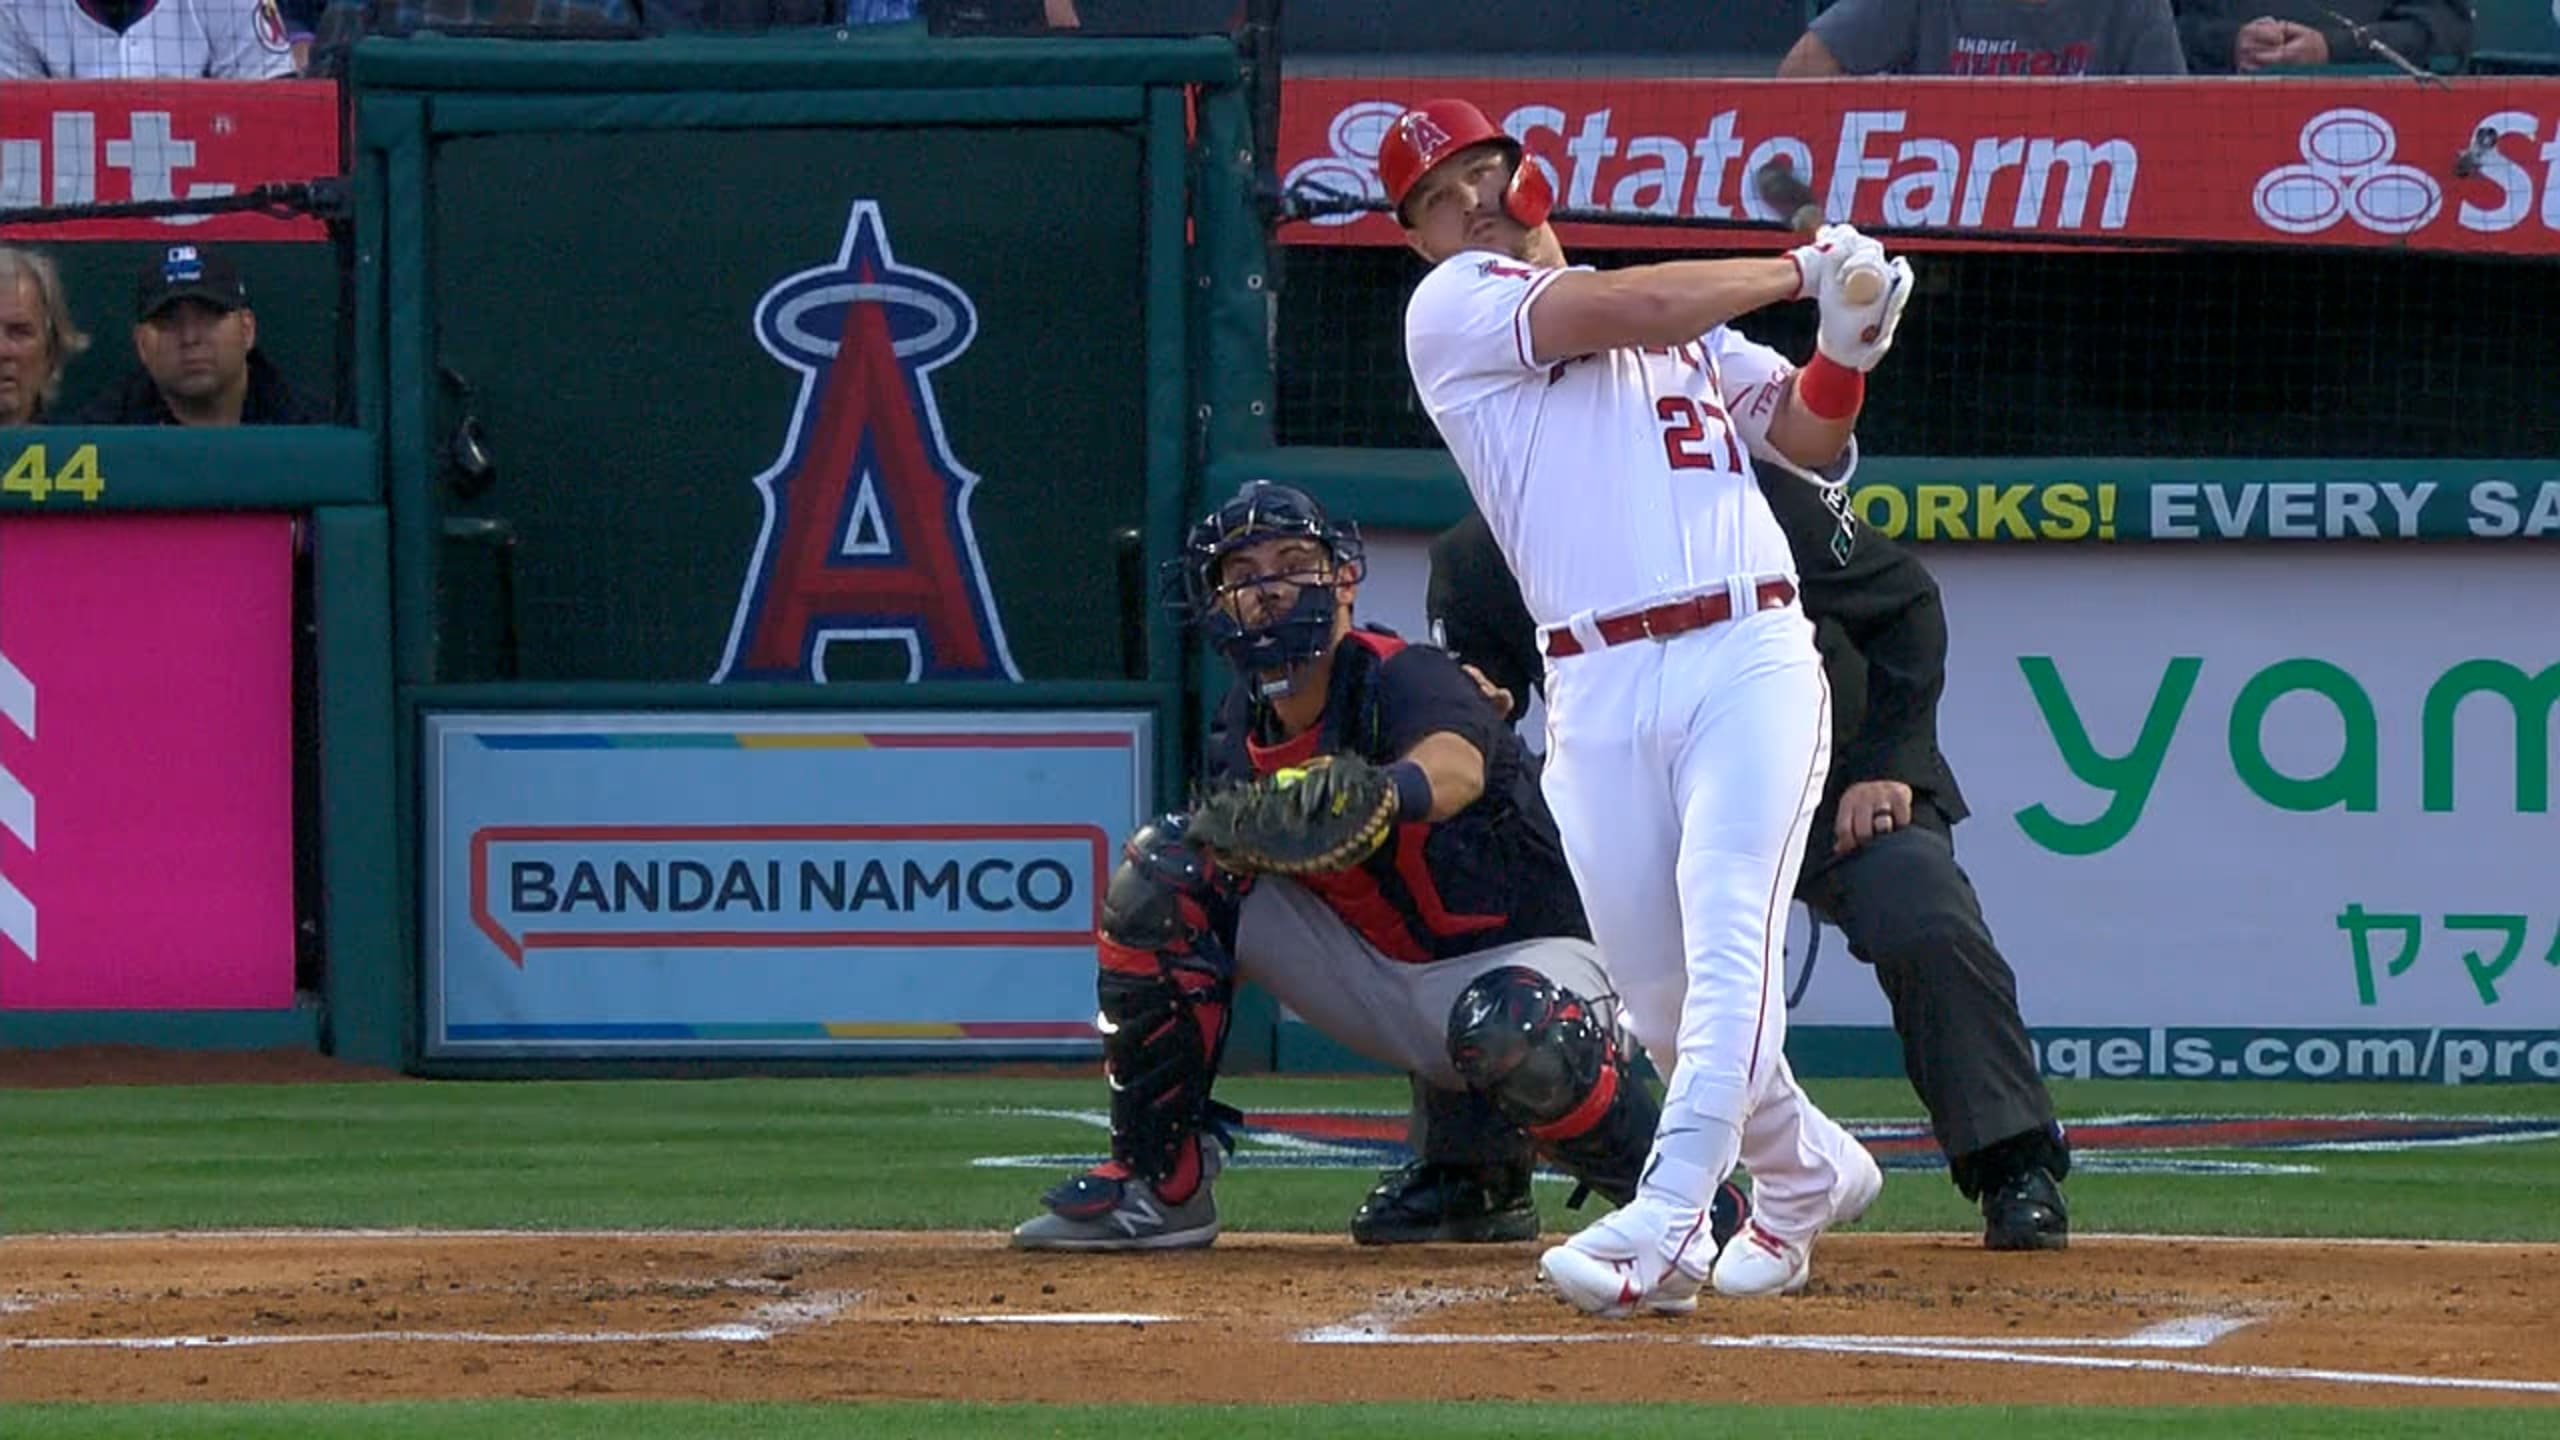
left=1794, top=544, right=2560, bottom=1083
left=1279, top=76, right=2560, bottom=256
left=424, top=710, right=1152, bottom=1057
left=0, top=81, right=339, bottom=243
left=0, top=515, right=296, bottom=1011
left=1844, top=464, right=2560, bottom=542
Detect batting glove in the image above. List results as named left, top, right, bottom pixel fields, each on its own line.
left=1815, top=254, right=1916, bottom=373
left=1785, top=223, right=1871, bottom=302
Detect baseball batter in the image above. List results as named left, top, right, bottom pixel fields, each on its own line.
left=1, top=0, right=296, bottom=79
left=1385, top=99, right=1912, bottom=1314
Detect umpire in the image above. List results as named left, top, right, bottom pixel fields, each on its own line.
left=1391, top=463, right=2072, bottom=1252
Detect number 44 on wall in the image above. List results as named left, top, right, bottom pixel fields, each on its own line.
left=2340, top=903, right=2560, bottom=1008
left=1, top=444, right=105, bottom=503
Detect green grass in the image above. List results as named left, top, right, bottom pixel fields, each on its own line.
left=3, top=1073, right=2556, bottom=1239
left=7, top=1405, right=2557, bottom=1440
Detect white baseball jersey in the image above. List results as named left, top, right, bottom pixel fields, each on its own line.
left=0, top=0, right=295, bottom=80
left=1405, top=250, right=1802, bottom=629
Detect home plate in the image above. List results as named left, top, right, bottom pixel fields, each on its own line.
left=939, top=1312, right=1175, bottom=1325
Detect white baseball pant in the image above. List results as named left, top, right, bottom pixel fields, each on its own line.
left=1538, top=599, right=1871, bottom=1239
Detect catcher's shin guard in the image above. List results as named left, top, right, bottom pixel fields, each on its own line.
left=1447, top=966, right=1658, bottom=1208
left=1094, top=815, right=1244, bottom=1191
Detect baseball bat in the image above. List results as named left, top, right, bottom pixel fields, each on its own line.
left=1754, top=160, right=1884, bottom=305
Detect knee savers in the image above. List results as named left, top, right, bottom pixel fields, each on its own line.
left=1095, top=814, right=1242, bottom=1181
left=1447, top=965, right=1660, bottom=1207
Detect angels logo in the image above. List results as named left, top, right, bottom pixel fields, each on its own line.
left=1396, top=108, right=1455, bottom=159
left=715, top=202, right=1020, bottom=682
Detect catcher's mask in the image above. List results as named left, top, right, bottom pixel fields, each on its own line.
left=1167, top=480, right=1365, bottom=693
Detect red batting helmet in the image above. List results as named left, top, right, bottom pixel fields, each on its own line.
left=1376, top=99, right=1554, bottom=230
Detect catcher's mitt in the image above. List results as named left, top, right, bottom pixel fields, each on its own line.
left=1189, top=755, right=1400, bottom=876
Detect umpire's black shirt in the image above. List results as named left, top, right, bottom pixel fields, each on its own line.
left=1425, top=466, right=1969, bottom=879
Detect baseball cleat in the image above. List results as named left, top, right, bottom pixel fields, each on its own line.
left=1982, top=1166, right=2069, bottom=1251
left=1011, top=1147, right=1223, bottom=1252
left=1350, top=1160, right=1540, bottom=1245
left=1537, top=1195, right=1714, bottom=1318
left=1710, top=1143, right=1882, bottom=1298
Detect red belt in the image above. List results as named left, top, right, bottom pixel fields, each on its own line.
left=1540, top=580, right=1797, bottom=659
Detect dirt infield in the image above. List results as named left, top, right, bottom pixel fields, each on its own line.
left=5, top=1230, right=2556, bottom=1408
left=8, top=1049, right=2555, bottom=1408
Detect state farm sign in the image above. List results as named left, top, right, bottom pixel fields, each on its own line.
left=1279, top=77, right=2560, bottom=256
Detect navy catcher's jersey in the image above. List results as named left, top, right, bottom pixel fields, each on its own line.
left=1206, top=626, right=1589, bottom=960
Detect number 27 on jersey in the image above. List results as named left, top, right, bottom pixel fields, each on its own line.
left=1655, top=395, right=1741, bottom=474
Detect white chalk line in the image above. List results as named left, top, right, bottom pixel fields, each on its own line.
left=1304, top=1328, right=2558, bottom=1395
left=1706, top=1336, right=2560, bottom=1397
left=1297, top=1318, right=2257, bottom=1351
left=10, top=1325, right=776, bottom=1351
left=940, top=1312, right=1174, bottom=1325
left=2, top=1286, right=859, bottom=1354
left=1301, top=1307, right=2559, bottom=1396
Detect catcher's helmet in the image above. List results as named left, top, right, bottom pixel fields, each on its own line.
left=1376, top=99, right=1554, bottom=230
left=1169, top=480, right=1365, bottom=682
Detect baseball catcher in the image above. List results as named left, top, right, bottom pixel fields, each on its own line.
left=1012, top=481, right=1742, bottom=1261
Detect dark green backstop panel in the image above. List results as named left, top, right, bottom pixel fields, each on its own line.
left=425, top=124, right=1147, bottom=683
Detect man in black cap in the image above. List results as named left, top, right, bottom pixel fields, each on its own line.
left=75, top=244, right=322, bottom=426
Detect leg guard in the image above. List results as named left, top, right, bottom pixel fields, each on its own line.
left=1447, top=965, right=1659, bottom=1208
left=1093, top=813, right=1243, bottom=1193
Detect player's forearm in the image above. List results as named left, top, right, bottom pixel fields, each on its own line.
left=1765, top=376, right=1857, bottom=467
left=1530, top=260, right=1798, bottom=361
left=1644, top=259, right=1803, bottom=341
left=1399, top=731, right=1487, bottom=821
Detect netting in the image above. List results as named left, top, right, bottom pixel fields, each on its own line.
left=1262, top=8, right=2560, bottom=459
left=1279, top=243, right=2560, bottom=459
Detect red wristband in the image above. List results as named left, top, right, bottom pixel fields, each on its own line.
left=1796, top=352, right=1866, bottom=422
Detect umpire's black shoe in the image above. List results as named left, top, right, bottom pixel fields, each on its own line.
left=1349, top=1161, right=1539, bottom=1245
left=1982, top=1167, right=2069, bottom=1251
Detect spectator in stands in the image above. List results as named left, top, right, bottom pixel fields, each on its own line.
left=0, top=247, right=91, bottom=429
left=281, top=0, right=325, bottom=70
left=2173, top=1, right=2472, bottom=72
left=1780, top=0, right=2188, bottom=75
left=308, top=1, right=639, bottom=74
left=912, top=0, right=1087, bottom=28
left=643, top=0, right=858, bottom=27
left=640, top=0, right=1076, bottom=24
left=75, top=245, right=322, bottom=427
left=0, top=0, right=298, bottom=78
